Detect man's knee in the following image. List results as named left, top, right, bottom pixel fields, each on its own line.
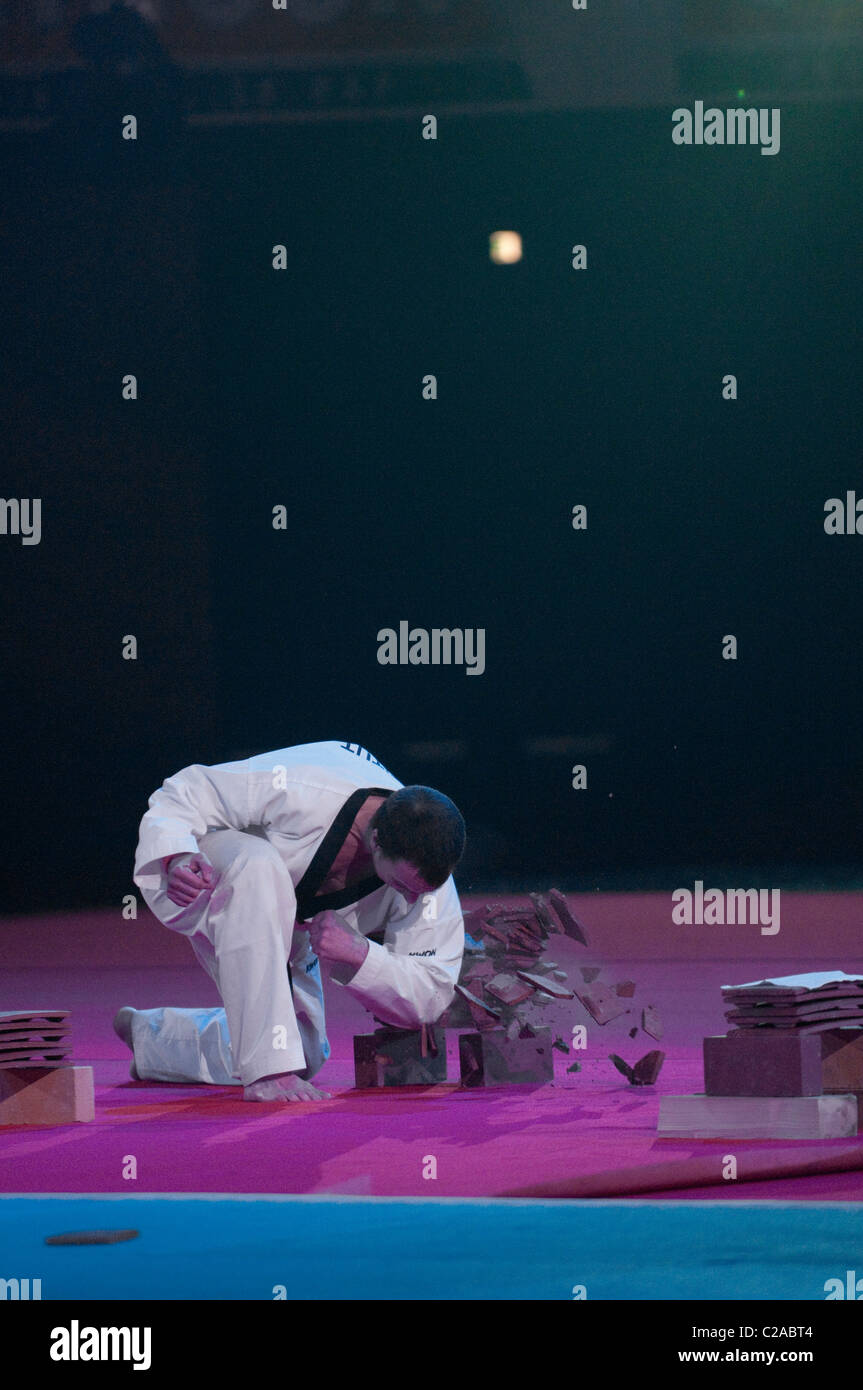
left=218, top=836, right=290, bottom=887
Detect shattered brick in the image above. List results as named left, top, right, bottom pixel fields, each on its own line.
left=632, top=1050, right=665, bottom=1085
left=475, top=920, right=508, bottom=945
left=528, top=892, right=561, bottom=934
left=642, top=1005, right=664, bottom=1041
left=486, top=974, right=536, bottom=1006
left=615, top=981, right=636, bottom=998
left=609, top=1050, right=665, bottom=1086
left=548, top=889, right=590, bottom=946
left=515, top=971, right=575, bottom=1000
left=454, top=983, right=501, bottom=1018
left=609, top=1053, right=634, bottom=1082
left=575, top=983, right=631, bottom=1025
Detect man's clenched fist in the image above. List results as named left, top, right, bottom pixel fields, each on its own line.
left=164, top=852, right=215, bottom=907
left=298, top=909, right=369, bottom=970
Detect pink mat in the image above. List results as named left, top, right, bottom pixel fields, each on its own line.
left=1, top=895, right=862, bottom=1201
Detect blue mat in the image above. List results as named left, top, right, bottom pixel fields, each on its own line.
left=1, top=1196, right=861, bottom=1300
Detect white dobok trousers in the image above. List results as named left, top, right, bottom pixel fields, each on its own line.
left=130, top=828, right=330, bottom=1086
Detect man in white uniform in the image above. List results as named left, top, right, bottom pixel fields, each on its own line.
left=124, top=740, right=466, bottom=1102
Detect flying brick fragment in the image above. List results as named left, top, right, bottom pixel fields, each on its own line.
left=575, top=983, right=631, bottom=1025
left=615, top=981, right=636, bottom=998
left=529, top=892, right=562, bottom=934
left=548, top=889, right=590, bottom=946
left=454, top=983, right=501, bottom=1018
left=486, top=974, right=536, bottom=1006
left=515, top=970, right=575, bottom=999
left=580, top=966, right=602, bottom=983
left=609, top=1050, right=665, bottom=1086
left=642, top=1005, right=664, bottom=1040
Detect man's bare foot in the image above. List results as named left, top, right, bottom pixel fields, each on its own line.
left=243, top=1074, right=331, bottom=1103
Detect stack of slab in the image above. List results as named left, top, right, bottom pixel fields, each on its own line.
left=721, top=971, right=863, bottom=1034
left=658, top=973, right=863, bottom=1139
left=0, top=1011, right=94, bottom=1125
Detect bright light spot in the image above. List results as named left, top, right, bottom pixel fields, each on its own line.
left=489, top=230, right=522, bottom=264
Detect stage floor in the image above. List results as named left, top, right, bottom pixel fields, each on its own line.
left=2, top=896, right=863, bottom=1203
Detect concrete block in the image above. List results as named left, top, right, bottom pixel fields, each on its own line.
left=658, top=1092, right=858, bottom=1139
left=353, top=1027, right=447, bottom=1087
left=459, top=1027, right=554, bottom=1087
left=704, top=1031, right=823, bottom=1097
left=0, top=1066, right=94, bottom=1125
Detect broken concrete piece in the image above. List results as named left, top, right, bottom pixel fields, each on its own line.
left=642, top=1005, right=664, bottom=1040
left=609, top=1049, right=665, bottom=1086
left=575, top=983, right=631, bottom=1025
left=528, top=892, right=561, bottom=934
left=548, top=889, right=590, bottom=946
left=632, top=1050, right=665, bottom=1085
left=609, top=1053, right=633, bottom=1081
left=486, top=974, right=536, bottom=1006
left=454, top=983, right=501, bottom=1017
left=515, top=971, right=575, bottom=999
left=475, top=920, right=509, bottom=945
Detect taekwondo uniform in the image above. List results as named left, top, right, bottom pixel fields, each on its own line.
left=131, top=741, right=464, bottom=1086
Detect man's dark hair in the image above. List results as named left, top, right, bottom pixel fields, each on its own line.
left=371, top=786, right=465, bottom=890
